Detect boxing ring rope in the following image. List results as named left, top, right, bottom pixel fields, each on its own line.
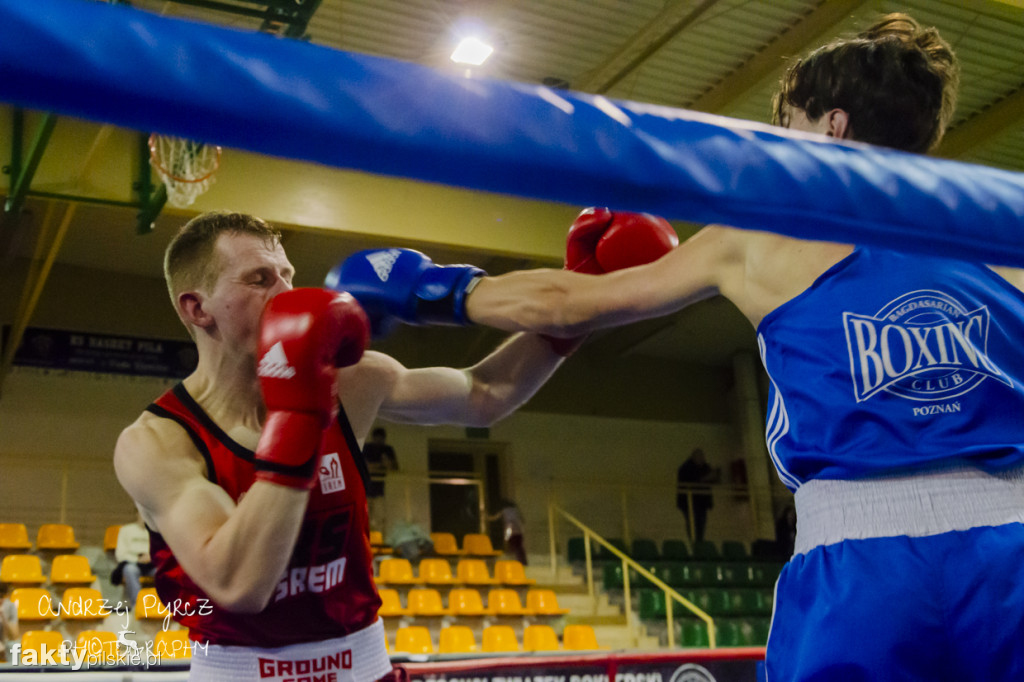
left=2, top=0, right=1023, bottom=267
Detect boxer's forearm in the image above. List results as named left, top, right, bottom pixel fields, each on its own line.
left=461, top=332, right=566, bottom=424
left=466, top=270, right=594, bottom=336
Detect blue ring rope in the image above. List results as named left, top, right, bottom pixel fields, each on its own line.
left=1, top=0, right=1022, bottom=264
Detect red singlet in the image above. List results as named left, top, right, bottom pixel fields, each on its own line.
left=145, top=383, right=381, bottom=646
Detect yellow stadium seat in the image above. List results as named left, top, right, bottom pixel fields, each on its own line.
left=407, top=588, right=448, bottom=617
left=36, top=524, right=79, bottom=551
left=456, top=559, right=497, bottom=585
left=0, top=523, right=33, bottom=550
left=394, top=626, right=434, bottom=654
left=481, top=625, right=520, bottom=653
left=378, top=588, right=410, bottom=617
left=447, top=588, right=489, bottom=617
left=494, top=560, right=536, bottom=586
left=489, top=588, right=529, bottom=616
left=135, top=587, right=171, bottom=620
left=76, top=630, right=119, bottom=665
left=462, top=533, right=502, bottom=557
left=523, top=624, right=561, bottom=652
left=430, top=532, right=462, bottom=556
left=59, top=587, right=111, bottom=621
left=0, top=554, right=46, bottom=584
left=418, top=558, right=457, bottom=585
left=20, top=630, right=66, bottom=658
left=438, top=625, right=477, bottom=653
left=12, top=587, right=58, bottom=622
left=562, top=624, right=601, bottom=651
left=102, top=525, right=121, bottom=552
left=49, top=554, right=96, bottom=586
left=370, top=530, right=393, bottom=555
left=154, top=629, right=193, bottom=660
left=526, top=589, right=570, bottom=616
left=377, top=558, right=420, bottom=585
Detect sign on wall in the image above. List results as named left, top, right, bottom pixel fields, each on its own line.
left=3, top=326, right=198, bottom=379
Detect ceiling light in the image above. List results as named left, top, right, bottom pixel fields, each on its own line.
left=451, top=37, right=493, bottom=66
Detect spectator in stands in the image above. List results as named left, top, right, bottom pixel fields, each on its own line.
left=0, top=584, right=17, bottom=663
left=111, top=511, right=154, bottom=610
left=386, top=520, right=434, bottom=561
left=362, top=427, right=399, bottom=531
left=676, top=448, right=720, bottom=542
left=775, top=505, right=798, bottom=558
left=488, top=499, right=527, bottom=565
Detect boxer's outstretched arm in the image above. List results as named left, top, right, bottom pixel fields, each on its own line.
left=466, top=225, right=742, bottom=336
left=114, top=416, right=307, bottom=613
left=338, top=333, right=564, bottom=430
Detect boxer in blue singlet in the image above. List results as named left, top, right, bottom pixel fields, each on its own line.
left=340, top=13, right=1024, bottom=682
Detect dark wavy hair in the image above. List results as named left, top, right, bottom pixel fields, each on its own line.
left=771, top=13, right=959, bottom=153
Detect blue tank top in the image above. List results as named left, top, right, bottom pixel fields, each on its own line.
left=758, top=247, right=1024, bottom=491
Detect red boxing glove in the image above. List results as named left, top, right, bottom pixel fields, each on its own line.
left=566, top=207, right=679, bottom=273
left=546, top=208, right=679, bottom=356
left=255, top=288, right=370, bottom=489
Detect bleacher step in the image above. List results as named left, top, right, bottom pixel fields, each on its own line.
left=587, top=624, right=662, bottom=651
left=567, top=613, right=626, bottom=627
left=556, top=592, right=620, bottom=617
left=524, top=561, right=580, bottom=586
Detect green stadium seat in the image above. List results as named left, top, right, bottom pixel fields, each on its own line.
left=661, top=539, right=690, bottom=561
left=690, top=588, right=732, bottom=616
left=721, top=540, right=749, bottom=561
left=732, top=617, right=771, bottom=646
left=691, top=540, right=720, bottom=560
left=751, top=539, right=787, bottom=560
left=715, top=619, right=744, bottom=647
left=711, top=563, right=741, bottom=586
left=748, top=618, right=771, bottom=645
left=596, top=538, right=627, bottom=560
left=678, top=619, right=710, bottom=647
left=659, top=561, right=692, bottom=585
left=750, top=562, right=785, bottom=586
left=637, top=562, right=669, bottom=584
left=631, top=538, right=660, bottom=561
left=568, top=537, right=586, bottom=563
left=602, top=563, right=623, bottom=590
left=727, top=588, right=773, bottom=616
left=637, top=589, right=667, bottom=620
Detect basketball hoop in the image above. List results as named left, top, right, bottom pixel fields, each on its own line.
left=148, top=133, right=222, bottom=208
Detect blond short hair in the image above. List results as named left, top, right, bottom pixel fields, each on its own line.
left=163, top=212, right=281, bottom=332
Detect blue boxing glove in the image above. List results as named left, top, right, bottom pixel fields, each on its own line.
left=325, top=249, right=485, bottom=336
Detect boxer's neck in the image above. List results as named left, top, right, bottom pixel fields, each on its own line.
left=184, top=348, right=264, bottom=432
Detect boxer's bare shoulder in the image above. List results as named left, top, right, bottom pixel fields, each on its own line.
left=113, top=411, right=211, bottom=518
left=336, top=350, right=403, bottom=440
left=724, top=228, right=855, bottom=327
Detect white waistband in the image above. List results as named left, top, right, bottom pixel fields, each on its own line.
left=793, top=464, right=1024, bottom=555
left=187, top=619, right=391, bottom=682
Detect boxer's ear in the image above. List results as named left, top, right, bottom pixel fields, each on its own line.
left=824, top=108, right=852, bottom=140
left=178, top=291, right=214, bottom=331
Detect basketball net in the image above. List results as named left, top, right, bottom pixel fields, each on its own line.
left=148, top=133, right=222, bottom=208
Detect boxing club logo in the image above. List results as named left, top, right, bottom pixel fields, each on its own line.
left=843, top=289, right=1011, bottom=403
left=257, top=342, right=296, bottom=379
left=318, top=452, right=346, bottom=494
left=365, top=250, right=401, bottom=282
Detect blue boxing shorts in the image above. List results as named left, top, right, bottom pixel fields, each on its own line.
left=765, top=466, right=1024, bottom=682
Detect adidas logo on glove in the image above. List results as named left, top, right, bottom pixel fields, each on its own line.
left=366, top=249, right=401, bottom=282
left=257, top=342, right=296, bottom=379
